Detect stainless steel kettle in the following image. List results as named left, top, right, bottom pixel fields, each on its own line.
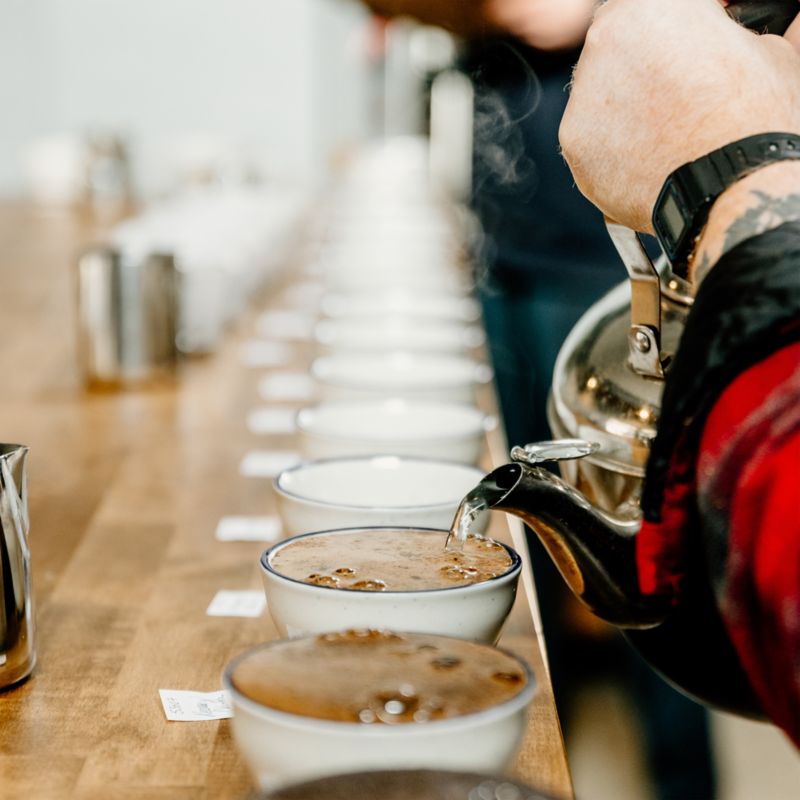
left=466, top=226, right=763, bottom=717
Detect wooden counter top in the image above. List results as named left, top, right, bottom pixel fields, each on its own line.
left=0, top=203, right=573, bottom=799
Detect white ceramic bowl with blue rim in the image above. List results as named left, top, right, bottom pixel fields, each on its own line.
left=222, top=632, right=535, bottom=791
left=296, top=399, right=493, bottom=465
left=311, top=353, right=492, bottom=405
left=273, top=455, right=488, bottom=536
left=321, top=292, right=481, bottom=323
left=260, top=526, right=521, bottom=643
left=313, top=318, right=485, bottom=356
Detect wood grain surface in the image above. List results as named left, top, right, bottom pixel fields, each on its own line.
left=0, top=203, right=574, bottom=800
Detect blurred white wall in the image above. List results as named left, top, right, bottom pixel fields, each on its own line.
left=0, top=0, right=373, bottom=198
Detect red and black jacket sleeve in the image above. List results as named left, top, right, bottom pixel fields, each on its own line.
left=636, top=221, right=800, bottom=747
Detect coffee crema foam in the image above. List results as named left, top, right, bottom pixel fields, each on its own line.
left=231, top=630, right=528, bottom=724
left=269, top=529, right=513, bottom=591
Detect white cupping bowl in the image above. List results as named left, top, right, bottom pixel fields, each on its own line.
left=311, top=353, right=492, bottom=404
left=222, top=634, right=536, bottom=791
left=314, top=318, right=484, bottom=356
left=273, top=456, right=487, bottom=536
left=322, top=292, right=480, bottom=323
left=296, top=399, right=491, bottom=464
left=321, top=261, right=466, bottom=293
left=260, top=527, right=521, bottom=643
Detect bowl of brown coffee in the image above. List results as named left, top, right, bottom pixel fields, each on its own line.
left=222, top=630, right=535, bottom=791
left=262, top=768, right=557, bottom=800
left=260, top=527, right=521, bottom=643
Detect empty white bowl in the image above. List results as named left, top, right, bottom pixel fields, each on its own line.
left=223, top=632, right=535, bottom=790
left=273, top=455, right=487, bottom=536
left=321, top=267, right=467, bottom=294
left=311, top=353, right=492, bottom=405
left=296, top=399, right=491, bottom=464
left=260, top=526, right=521, bottom=642
left=322, top=292, right=480, bottom=323
left=314, top=318, right=484, bottom=356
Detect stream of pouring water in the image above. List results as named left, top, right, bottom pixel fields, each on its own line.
left=445, top=492, right=489, bottom=552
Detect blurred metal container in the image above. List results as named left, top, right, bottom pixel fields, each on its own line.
left=0, top=444, right=35, bottom=689
left=76, top=247, right=178, bottom=386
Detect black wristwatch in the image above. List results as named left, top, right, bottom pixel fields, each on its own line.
left=652, top=132, right=800, bottom=278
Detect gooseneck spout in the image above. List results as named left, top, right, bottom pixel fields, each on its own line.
left=468, top=439, right=763, bottom=718
left=475, top=457, right=669, bottom=629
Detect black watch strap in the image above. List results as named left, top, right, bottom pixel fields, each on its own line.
left=652, top=132, right=800, bottom=278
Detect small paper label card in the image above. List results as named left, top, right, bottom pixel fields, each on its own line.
left=239, top=340, right=292, bottom=368
left=258, top=372, right=315, bottom=402
left=206, top=590, right=266, bottom=618
left=159, top=689, right=233, bottom=722
left=239, top=450, right=300, bottom=478
left=246, top=407, right=297, bottom=435
left=215, top=515, right=282, bottom=542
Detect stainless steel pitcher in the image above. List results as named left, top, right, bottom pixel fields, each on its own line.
left=0, top=444, right=35, bottom=688
left=76, top=246, right=178, bottom=386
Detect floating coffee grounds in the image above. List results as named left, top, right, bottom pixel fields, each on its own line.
left=269, top=528, right=514, bottom=592
left=262, top=769, right=558, bottom=800
left=230, top=630, right=528, bottom=723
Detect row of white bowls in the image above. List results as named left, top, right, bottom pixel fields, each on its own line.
left=229, top=153, right=529, bottom=791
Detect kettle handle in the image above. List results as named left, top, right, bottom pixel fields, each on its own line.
left=604, top=219, right=670, bottom=379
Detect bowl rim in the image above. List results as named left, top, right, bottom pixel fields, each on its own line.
left=314, top=319, right=482, bottom=346
left=310, top=353, right=492, bottom=391
left=273, top=455, right=487, bottom=513
left=260, top=525, right=522, bottom=596
left=222, top=630, right=536, bottom=733
left=295, top=400, right=489, bottom=445
left=321, top=290, right=480, bottom=313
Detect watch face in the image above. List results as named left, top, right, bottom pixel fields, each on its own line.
left=659, top=189, right=685, bottom=251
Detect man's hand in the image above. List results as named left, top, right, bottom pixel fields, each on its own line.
left=483, top=0, right=597, bottom=51
left=559, top=0, right=800, bottom=233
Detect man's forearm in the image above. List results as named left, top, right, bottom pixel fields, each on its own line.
left=691, top=161, right=800, bottom=283
left=361, top=0, right=492, bottom=38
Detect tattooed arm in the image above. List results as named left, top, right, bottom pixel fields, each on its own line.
left=637, top=173, right=800, bottom=746
left=691, top=162, right=800, bottom=282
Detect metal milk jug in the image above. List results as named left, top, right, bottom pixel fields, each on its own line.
left=0, top=444, right=35, bottom=688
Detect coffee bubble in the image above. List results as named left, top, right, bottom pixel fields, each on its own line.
left=491, top=671, right=524, bottom=686
left=349, top=579, right=388, bottom=592
left=373, top=691, right=420, bottom=724
left=318, top=629, right=403, bottom=646
left=334, top=566, right=357, bottom=576
left=431, top=655, right=462, bottom=670
left=306, top=573, right=339, bottom=588
left=439, top=564, right=471, bottom=582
